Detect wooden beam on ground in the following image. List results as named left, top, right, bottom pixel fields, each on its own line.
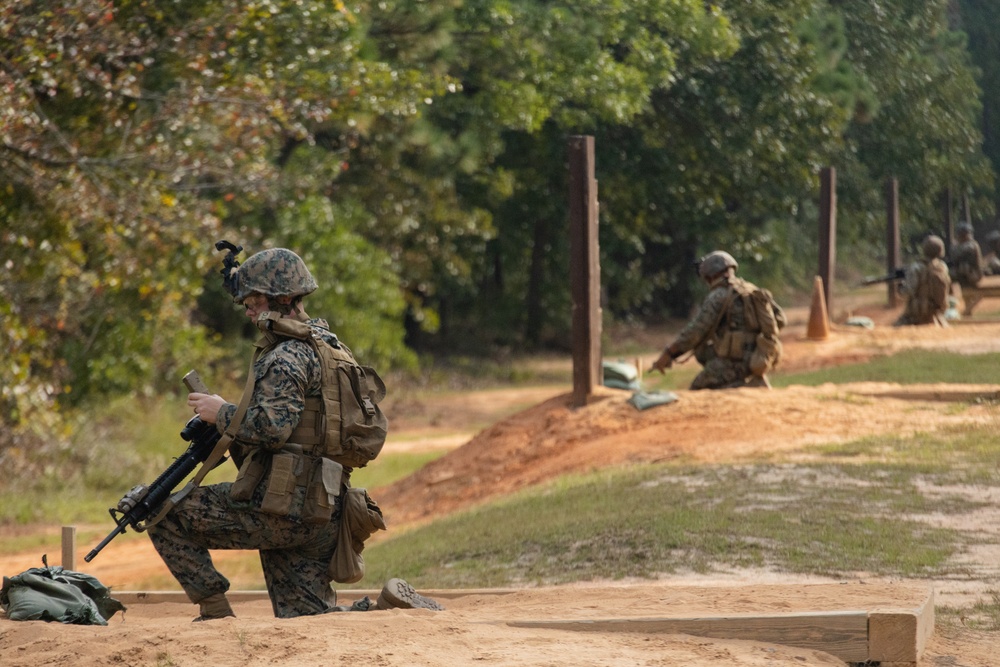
left=958, top=275, right=1000, bottom=315
left=511, top=611, right=869, bottom=663
left=869, top=588, right=935, bottom=664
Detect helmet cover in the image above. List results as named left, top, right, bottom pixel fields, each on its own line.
left=697, top=251, right=739, bottom=280
left=922, top=235, right=945, bottom=259
left=231, top=248, right=318, bottom=303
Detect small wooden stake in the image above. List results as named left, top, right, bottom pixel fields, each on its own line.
left=62, top=525, right=77, bottom=571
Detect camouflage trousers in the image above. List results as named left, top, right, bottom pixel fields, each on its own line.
left=147, top=482, right=338, bottom=618
left=690, top=357, right=754, bottom=390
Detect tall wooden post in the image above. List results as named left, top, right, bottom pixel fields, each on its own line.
left=818, top=167, right=837, bottom=313
left=941, top=188, right=954, bottom=250
left=886, top=178, right=901, bottom=308
left=569, top=136, right=602, bottom=408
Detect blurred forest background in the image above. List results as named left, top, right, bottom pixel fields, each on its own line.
left=3, top=0, right=1000, bottom=455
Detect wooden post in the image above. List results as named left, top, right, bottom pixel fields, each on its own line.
left=818, top=167, right=837, bottom=314
left=62, top=526, right=76, bottom=571
left=569, top=135, right=602, bottom=408
left=886, top=178, right=901, bottom=308
left=941, top=188, right=954, bottom=250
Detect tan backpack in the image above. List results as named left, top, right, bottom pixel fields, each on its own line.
left=729, top=279, right=785, bottom=376
left=260, top=314, right=388, bottom=470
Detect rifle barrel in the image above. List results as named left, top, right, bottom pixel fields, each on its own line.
left=84, top=522, right=127, bottom=563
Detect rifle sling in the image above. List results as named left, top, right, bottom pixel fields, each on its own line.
left=140, top=342, right=264, bottom=530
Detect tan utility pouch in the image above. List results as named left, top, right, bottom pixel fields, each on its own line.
left=230, top=450, right=267, bottom=502
left=715, top=330, right=745, bottom=359
left=260, top=452, right=300, bottom=516
left=301, top=458, right=343, bottom=525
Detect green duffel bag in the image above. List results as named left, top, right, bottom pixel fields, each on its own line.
left=1, top=558, right=125, bottom=625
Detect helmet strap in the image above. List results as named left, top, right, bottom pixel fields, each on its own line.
left=265, top=295, right=304, bottom=317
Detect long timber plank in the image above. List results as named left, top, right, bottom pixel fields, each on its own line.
left=509, top=611, right=870, bottom=663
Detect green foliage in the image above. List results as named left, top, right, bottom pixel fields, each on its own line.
left=266, top=196, right=418, bottom=369
left=838, top=0, right=994, bottom=241
left=958, top=0, right=1000, bottom=214
left=2, top=0, right=999, bottom=452
left=581, top=0, right=851, bottom=318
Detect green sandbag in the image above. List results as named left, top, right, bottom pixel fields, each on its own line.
left=1, top=561, right=125, bottom=625
left=627, top=390, right=679, bottom=411
left=602, top=360, right=641, bottom=391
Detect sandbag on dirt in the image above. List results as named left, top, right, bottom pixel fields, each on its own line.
left=627, top=390, right=679, bottom=411
left=1, top=557, right=125, bottom=625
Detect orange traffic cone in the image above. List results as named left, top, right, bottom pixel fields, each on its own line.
left=806, top=275, right=830, bottom=341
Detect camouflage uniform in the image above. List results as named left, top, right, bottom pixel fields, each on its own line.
left=950, top=224, right=983, bottom=288
left=149, top=317, right=341, bottom=618
left=669, top=274, right=785, bottom=390
left=982, top=231, right=1000, bottom=276
left=895, top=236, right=951, bottom=326
left=149, top=248, right=343, bottom=619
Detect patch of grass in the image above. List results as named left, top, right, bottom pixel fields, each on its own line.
left=938, top=590, right=1000, bottom=632
left=774, top=349, right=1000, bottom=387
left=814, top=427, right=1000, bottom=484
left=358, top=455, right=978, bottom=589
left=352, top=450, right=447, bottom=490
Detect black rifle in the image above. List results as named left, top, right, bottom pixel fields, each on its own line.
left=84, top=372, right=222, bottom=563
left=860, top=267, right=906, bottom=286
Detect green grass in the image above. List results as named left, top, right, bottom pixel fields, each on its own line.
left=636, top=347, right=999, bottom=391
left=773, top=349, right=1000, bottom=386
left=355, top=444, right=990, bottom=589
left=351, top=450, right=447, bottom=490
left=938, top=590, right=1000, bottom=631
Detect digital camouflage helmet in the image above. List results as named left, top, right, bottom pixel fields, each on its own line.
left=697, top=251, right=738, bottom=280
left=224, top=247, right=318, bottom=303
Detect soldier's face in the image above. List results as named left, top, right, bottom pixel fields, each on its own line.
left=242, top=293, right=269, bottom=320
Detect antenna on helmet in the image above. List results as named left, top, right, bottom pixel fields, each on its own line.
left=215, top=240, right=243, bottom=298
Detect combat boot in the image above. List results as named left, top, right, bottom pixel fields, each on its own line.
left=193, top=592, right=236, bottom=621
left=745, top=374, right=771, bottom=389
left=376, top=578, right=444, bottom=611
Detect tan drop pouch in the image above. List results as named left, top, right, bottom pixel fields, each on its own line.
left=300, top=458, right=343, bottom=525
left=260, top=452, right=300, bottom=516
